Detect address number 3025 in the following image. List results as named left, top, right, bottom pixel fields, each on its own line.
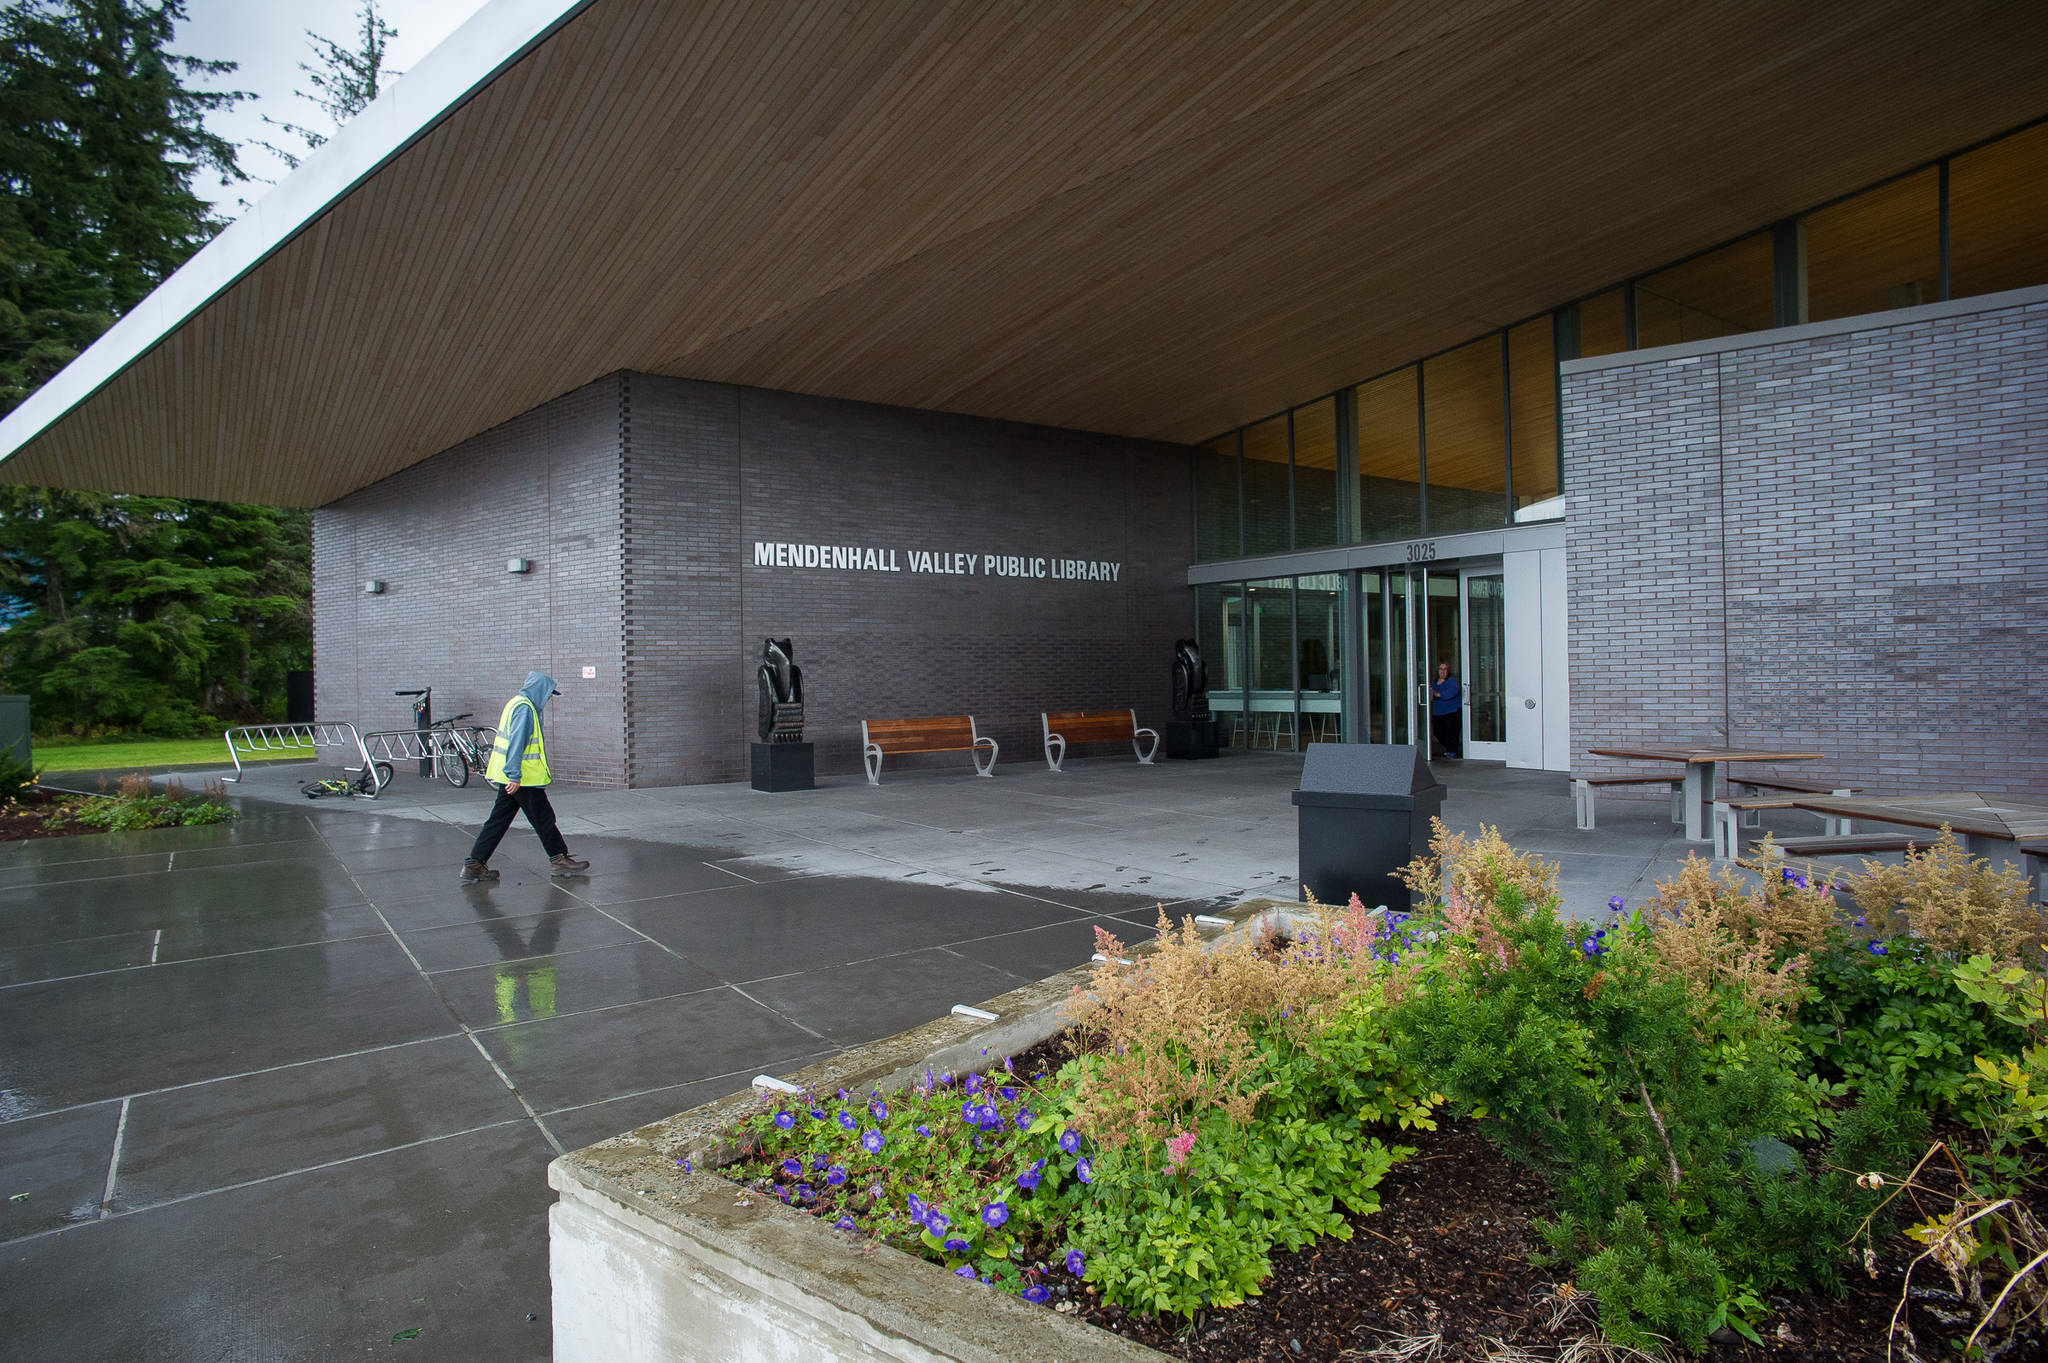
left=1404, top=541, right=1438, bottom=563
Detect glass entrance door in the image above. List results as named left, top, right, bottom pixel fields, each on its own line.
left=1360, top=561, right=1506, bottom=759
left=1461, top=568, right=1507, bottom=760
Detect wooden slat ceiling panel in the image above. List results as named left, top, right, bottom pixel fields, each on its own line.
left=5, top=0, right=2046, bottom=504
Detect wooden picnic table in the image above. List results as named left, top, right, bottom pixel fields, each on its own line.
left=1587, top=744, right=1825, bottom=842
left=1783, top=792, right=2048, bottom=853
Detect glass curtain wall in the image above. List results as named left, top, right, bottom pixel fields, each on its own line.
left=1507, top=318, right=1560, bottom=511
left=1193, top=435, right=1241, bottom=561
left=1355, top=368, right=1422, bottom=543
left=1295, top=573, right=1343, bottom=741
left=1187, top=120, right=2048, bottom=562
left=1422, top=337, right=1508, bottom=533
left=1241, top=416, right=1290, bottom=556
left=1292, top=398, right=1340, bottom=550
left=1949, top=120, right=2048, bottom=299
left=1196, top=582, right=1246, bottom=746
left=1246, top=577, right=1297, bottom=749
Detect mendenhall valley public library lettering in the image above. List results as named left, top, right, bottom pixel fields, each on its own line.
left=754, top=542, right=1123, bottom=584
left=0, top=3, right=2040, bottom=796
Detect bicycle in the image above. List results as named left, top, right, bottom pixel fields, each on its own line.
left=301, top=761, right=393, bottom=800
left=424, top=713, right=490, bottom=788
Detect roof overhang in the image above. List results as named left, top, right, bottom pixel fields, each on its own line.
left=4, top=0, right=2046, bottom=506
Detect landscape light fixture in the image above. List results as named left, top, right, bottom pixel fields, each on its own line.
left=507, top=558, right=532, bottom=574
left=362, top=579, right=385, bottom=594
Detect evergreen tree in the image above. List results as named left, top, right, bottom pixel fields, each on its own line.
left=0, top=2, right=312, bottom=736
left=256, top=0, right=399, bottom=172
left=0, top=0, right=245, bottom=405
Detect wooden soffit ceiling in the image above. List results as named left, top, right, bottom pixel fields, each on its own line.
left=4, top=0, right=2046, bottom=505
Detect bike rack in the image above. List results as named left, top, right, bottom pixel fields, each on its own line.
left=359, top=726, right=496, bottom=784
left=221, top=722, right=378, bottom=791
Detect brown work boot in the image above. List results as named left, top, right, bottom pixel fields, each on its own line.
left=549, top=852, right=590, bottom=875
left=459, top=860, right=499, bottom=884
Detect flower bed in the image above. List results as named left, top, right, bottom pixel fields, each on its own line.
left=551, top=824, right=2048, bottom=1362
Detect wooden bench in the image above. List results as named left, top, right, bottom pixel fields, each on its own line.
left=1041, top=709, right=1158, bottom=772
left=1573, top=775, right=1683, bottom=831
left=1730, top=775, right=1863, bottom=797
left=1773, top=832, right=1919, bottom=858
left=861, top=716, right=998, bottom=786
left=1711, top=796, right=1854, bottom=860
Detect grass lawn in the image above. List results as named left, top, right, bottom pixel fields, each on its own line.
left=33, top=739, right=312, bottom=772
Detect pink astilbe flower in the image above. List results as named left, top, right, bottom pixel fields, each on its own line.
left=1165, top=1130, right=1197, bottom=1172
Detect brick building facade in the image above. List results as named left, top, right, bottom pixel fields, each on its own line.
left=314, top=373, right=1194, bottom=787
left=1562, top=286, right=2048, bottom=796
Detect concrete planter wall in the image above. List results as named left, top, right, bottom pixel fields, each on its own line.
left=549, top=900, right=1302, bottom=1363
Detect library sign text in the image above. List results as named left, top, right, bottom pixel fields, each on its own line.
left=752, top=541, right=1121, bottom=583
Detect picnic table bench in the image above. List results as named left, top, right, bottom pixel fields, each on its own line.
left=862, top=715, right=998, bottom=786
left=1574, top=774, right=1683, bottom=831
left=1041, top=709, right=1159, bottom=771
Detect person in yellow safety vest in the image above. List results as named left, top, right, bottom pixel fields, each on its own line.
left=459, top=671, right=592, bottom=882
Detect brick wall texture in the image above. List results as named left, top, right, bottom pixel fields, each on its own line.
left=1563, top=296, right=2048, bottom=796
left=315, top=373, right=1194, bottom=787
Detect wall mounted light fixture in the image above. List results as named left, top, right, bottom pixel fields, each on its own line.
left=507, top=558, right=532, bottom=574
left=362, top=579, right=386, bottom=594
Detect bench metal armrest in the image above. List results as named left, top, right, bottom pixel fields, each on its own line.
left=1132, top=725, right=1159, bottom=765
left=1042, top=714, right=1065, bottom=772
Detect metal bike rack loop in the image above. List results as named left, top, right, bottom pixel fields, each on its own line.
left=221, top=722, right=379, bottom=791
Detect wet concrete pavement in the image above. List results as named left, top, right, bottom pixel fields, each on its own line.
left=1, top=751, right=1746, bottom=1359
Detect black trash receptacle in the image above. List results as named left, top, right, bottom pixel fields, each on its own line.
left=1290, top=743, right=1445, bottom=907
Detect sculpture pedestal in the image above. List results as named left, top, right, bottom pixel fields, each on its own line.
left=1164, top=719, right=1222, bottom=760
left=749, top=741, right=815, bottom=792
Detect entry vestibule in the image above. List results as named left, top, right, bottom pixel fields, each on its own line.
left=1193, top=529, right=1569, bottom=771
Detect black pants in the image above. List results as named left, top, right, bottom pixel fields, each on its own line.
left=468, top=784, right=568, bottom=863
left=1430, top=711, right=1463, bottom=759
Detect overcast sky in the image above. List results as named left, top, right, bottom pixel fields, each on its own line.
left=175, top=0, right=494, bottom=216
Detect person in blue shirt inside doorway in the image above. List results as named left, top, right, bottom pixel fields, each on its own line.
left=459, top=671, right=591, bottom=882
left=1430, top=660, right=1463, bottom=760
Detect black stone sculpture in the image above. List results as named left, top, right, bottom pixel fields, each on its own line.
left=1166, top=638, right=1222, bottom=759
left=756, top=637, right=805, bottom=743
left=1171, top=638, right=1210, bottom=722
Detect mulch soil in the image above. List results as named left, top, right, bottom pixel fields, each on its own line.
left=1071, top=1117, right=1964, bottom=1362
left=0, top=789, right=87, bottom=841
left=988, top=1032, right=2033, bottom=1362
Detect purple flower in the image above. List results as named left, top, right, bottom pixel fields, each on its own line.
left=982, top=1201, right=1009, bottom=1229
left=868, top=1181, right=883, bottom=1199
left=907, top=1193, right=924, bottom=1221
left=925, top=1209, right=950, bottom=1234
left=869, top=1098, right=888, bottom=1121
left=675, top=1157, right=692, bottom=1173
left=1608, top=896, right=1626, bottom=913
left=961, top=1099, right=981, bottom=1124
left=861, top=1128, right=885, bottom=1154
left=835, top=1215, right=855, bottom=1231
left=826, top=1165, right=847, bottom=1187
left=1853, top=915, right=1867, bottom=928
left=811, top=1154, right=828, bottom=1172
left=773, top=1110, right=795, bottom=1130
left=1066, top=1249, right=1085, bottom=1276
left=1003, top=1055, right=1014, bottom=1073
left=999, top=1086, right=1018, bottom=1102
left=944, top=1236, right=971, bottom=1253
left=1059, top=1129, right=1080, bottom=1154
left=796, top=1183, right=814, bottom=1202
left=1868, top=940, right=1889, bottom=955
left=809, top=1106, right=826, bottom=1121
left=1076, top=1157, right=1093, bottom=1184
left=965, top=1074, right=982, bottom=1095
left=955, top=1265, right=976, bottom=1278
left=837, top=1110, right=858, bottom=1131
left=916, top=1124, right=931, bottom=1138
left=1014, top=1109, right=1034, bottom=1130
left=1022, top=1284, right=1050, bottom=1303
left=780, top=1157, right=802, bottom=1179
left=1017, top=1165, right=1042, bottom=1190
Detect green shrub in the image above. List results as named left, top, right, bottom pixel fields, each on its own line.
left=1389, top=822, right=1913, bottom=1350
left=64, top=772, right=235, bottom=831
left=0, top=751, right=38, bottom=802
